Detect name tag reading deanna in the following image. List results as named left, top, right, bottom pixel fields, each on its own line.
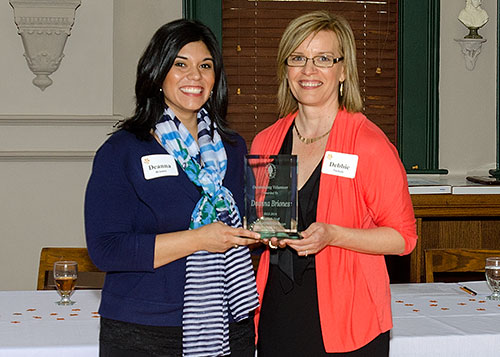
left=141, top=154, right=178, bottom=180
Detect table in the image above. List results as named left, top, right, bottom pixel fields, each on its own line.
left=0, top=290, right=100, bottom=356
left=2, top=284, right=500, bottom=356
left=390, top=281, right=500, bottom=356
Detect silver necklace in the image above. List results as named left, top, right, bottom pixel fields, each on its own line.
left=293, top=123, right=331, bottom=144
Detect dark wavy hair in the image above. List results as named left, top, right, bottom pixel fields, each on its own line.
left=118, top=19, right=232, bottom=141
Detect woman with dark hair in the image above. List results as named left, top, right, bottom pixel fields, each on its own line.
left=85, top=19, right=260, bottom=357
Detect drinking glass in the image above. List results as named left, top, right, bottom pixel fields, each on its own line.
left=485, top=257, right=500, bottom=301
left=53, top=261, right=78, bottom=305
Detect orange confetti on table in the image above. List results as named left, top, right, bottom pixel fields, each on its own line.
left=10, top=321, right=21, bottom=324
left=477, top=308, right=486, bottom=311
left=56, top=317, right=65, bottom=320
left=404, top=303, right=414, bottom=306
left=395, top=300, right=404, bottom=303
left=429, top=300, right=437, bottom=303
left=412, top=309, right=420, bottom=312
left=457, top=303, right=467, bottom=306
left=70, top=313, right=78, bottom=316
left=469, top=298, right=476, bottom=301
left=50, top=313, right=58, bottom=316
left=430, top=304, right=438, bottom=307
left=440, top=308, right=449, bottom=310
left=478, top=300, right=486, bottom=303
left=12, top=312, right=22, bottom=315
left=72, top=308, right=81, bottom=311
left=91, top=315, right=100, bottom=318
left=26, top=308, right=36, bottom=311
left=33, top=316, right=42, bottom=319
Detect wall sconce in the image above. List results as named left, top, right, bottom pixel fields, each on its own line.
left=455, top=38, right=487, bottom=71
left=9, top=0, right=81, bottom=91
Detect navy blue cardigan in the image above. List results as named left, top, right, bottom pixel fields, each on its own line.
left=84, top=129, right=247, bottom=326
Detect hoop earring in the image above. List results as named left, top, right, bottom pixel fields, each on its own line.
left=339, top=81, right=344, bottom=97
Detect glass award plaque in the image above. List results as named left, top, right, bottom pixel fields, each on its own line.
left=244, top=154, right=300, bottom=239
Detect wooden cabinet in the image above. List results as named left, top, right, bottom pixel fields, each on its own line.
left=387, top=194, right=500, bottom=283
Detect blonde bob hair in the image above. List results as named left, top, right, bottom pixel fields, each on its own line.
left=276, top=11, right=363, bottom=117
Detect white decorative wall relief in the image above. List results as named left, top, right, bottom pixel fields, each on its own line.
left=9, top=0, right=81, bottom=91
left=455, top=38, right=487, bottom=70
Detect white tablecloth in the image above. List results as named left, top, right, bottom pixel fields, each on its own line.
left=2, top=283, right=499, bottom=356
left=390, top=281, right=500, bottom=356
left=0, top=290, right=100, bottom=356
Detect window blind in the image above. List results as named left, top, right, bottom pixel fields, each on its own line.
left=222, top=0, right=398, bottom=147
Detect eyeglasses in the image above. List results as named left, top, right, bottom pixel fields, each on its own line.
left=286, top=55, right=344, bottom=68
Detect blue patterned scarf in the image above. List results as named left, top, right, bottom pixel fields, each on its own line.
left=155, top=107, right=259, bottom=357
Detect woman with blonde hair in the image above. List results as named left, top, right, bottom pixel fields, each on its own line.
left=251, top=11, right=417, bottom=356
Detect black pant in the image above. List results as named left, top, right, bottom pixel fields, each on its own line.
left=100, top=345, right=254, bottom=357
left=99, top=317, right=255, bottom=357
left=258, top=264, right=389, bottom=357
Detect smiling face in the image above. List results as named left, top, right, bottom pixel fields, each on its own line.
left=162, top=41, right=215, bottom=122
left=286, top=30, right=345, bottom=111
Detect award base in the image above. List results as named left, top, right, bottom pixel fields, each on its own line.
left=249, top=217, right=302, bottom=239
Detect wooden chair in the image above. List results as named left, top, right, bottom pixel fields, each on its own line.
left=37, top=247, right=105, bottom=290
left=425, top=248, right=500, bottom=283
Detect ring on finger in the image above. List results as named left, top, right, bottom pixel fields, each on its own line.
left=305, top=250, right=308, bottom=257
left=233, top=244, right=239, bottom=249
left=268, top=241, right=278, bottom=249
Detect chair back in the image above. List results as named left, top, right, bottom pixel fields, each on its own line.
left=37, top=247, right=104, bottom=290
left=425, top=248, right=500, bottom=283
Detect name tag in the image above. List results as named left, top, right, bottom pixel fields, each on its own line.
left=141, top=155, right=178, bottom=180
left=321, top=151, right=358, bottom=179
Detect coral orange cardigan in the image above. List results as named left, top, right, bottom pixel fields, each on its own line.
left=250, top=109, right=417, bottom=352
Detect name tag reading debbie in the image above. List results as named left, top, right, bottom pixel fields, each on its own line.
left=321, top=151, right=358, bottom=179
left=141, top=154, right=178, bottom=180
